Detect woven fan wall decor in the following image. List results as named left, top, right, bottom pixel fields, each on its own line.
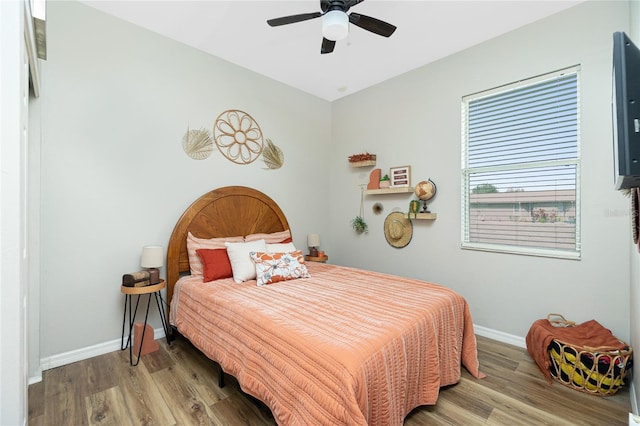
left=262, top=138, right=284, bottom=169
left=182, top=126, right=213, bottom=160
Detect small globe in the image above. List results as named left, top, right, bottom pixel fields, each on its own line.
left=415, top=180, right=436, bottom=201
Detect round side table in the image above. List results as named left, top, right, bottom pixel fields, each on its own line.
left=304, top=255, right=328, bottom=263
left=120, top=280, right=169, bottom=366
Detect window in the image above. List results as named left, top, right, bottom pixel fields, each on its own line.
left=461, top=67, right=580, bottom=259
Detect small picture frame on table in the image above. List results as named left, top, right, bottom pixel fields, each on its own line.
left=390, top=166, right=411, bottom=187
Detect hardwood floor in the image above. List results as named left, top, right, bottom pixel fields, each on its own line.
left=28, top=335, right=631, bottom=425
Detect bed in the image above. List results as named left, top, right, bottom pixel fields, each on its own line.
left=166, top=186, right=484, bottom=426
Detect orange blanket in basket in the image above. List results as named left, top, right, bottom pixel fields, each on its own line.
left=525, top=318, right=626, bottom=383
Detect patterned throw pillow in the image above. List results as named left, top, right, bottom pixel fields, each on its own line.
left=250, top=250, right=310, bottom=286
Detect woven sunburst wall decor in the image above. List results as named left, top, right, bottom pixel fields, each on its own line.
left=213, top=109, right=264, bottom=165
left=182, top=126, right=213, bottom=160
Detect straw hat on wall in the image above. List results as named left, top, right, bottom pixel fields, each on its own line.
left=384, top=212, right=413, bottom=248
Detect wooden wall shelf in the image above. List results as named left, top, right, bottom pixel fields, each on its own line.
left=410, top=213, right=437, bottom=220
left=349, top=160, right=376, bottom=167
left=365, top=187, right=413, bottom=195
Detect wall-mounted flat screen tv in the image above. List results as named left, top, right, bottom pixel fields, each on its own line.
left=613, top=31, right=640, bottom=190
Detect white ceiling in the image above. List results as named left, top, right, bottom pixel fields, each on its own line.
left=80, top=0, right=583, bottom=101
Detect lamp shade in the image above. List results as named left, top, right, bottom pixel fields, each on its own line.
left=307, top=234, right=320, bottom=247
left=322, top=10, right=349, bottom=41
left=141, top=246, right=163, bottom=268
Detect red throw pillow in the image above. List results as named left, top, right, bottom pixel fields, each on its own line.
left=280, top=237, right=293, bottom=243
left=196, top=248, right=233, bottom=282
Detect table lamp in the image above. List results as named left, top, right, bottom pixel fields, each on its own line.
left=141, top=245, right=163, bottom=284
left=307, top=234, right=320, bottom=257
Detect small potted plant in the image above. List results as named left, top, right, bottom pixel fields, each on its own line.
left=379, top=174, right=391, bottom=188
left=351, top=216, right=368, bottom=234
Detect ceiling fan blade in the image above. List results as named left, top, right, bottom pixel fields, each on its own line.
left=321, top=38, right=336, bottom=54
left=348, top=13, right=396, bottom=37
left=267, top=12, right=322, bottom=27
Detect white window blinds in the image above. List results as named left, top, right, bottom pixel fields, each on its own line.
left=461, top=67, right=580, bottom=259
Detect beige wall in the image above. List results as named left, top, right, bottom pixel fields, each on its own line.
left=33, top=4, right=638, bottom=416
left=36, top=1, right=332, bottom=361
left=330, top=0, right=631, bottom=344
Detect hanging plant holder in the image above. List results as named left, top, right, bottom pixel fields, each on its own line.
left=352, top=216, right=368, bottom=234
left=352, top=186, right=368, bottom=234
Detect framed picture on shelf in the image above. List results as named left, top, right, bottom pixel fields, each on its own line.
left=390, top=166, right=411, bottom=187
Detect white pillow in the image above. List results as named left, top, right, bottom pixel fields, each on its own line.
left=225, top=239, right=267, bottom=283
left=266, top=242, right=297, bottom=253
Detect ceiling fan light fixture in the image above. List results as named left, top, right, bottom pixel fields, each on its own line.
left=322, top=10, right=349, bottom=41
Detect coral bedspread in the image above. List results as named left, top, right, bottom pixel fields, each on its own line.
left=170, top=262, right=483, bottom=425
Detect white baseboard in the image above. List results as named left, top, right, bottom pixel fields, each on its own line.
left=474, top=324, right=526, bottom=348
left=30, top=327, right=166, bottom=384
left=31, top=324, right=520, bottom=384
left=28, top=370, right=42, bottom=386
left=31, top=324, right=519, bottom=384
left=29, top=323, right=621, bottom=387
left=29, top=322, right=635, bottom=416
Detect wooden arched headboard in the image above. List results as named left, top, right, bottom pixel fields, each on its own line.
left=166, top=186, right=290, bottom=312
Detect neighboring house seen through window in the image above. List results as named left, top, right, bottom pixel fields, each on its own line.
left=461, top=66, right=580, bottom=259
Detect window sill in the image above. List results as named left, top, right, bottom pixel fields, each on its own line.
left=461, top=242, right=580, bottom=260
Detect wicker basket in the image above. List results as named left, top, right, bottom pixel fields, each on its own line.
left=547, top=314, right=633, bottom=396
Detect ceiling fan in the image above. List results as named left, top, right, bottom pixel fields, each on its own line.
left=267, top=0, right=397, bottom=54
